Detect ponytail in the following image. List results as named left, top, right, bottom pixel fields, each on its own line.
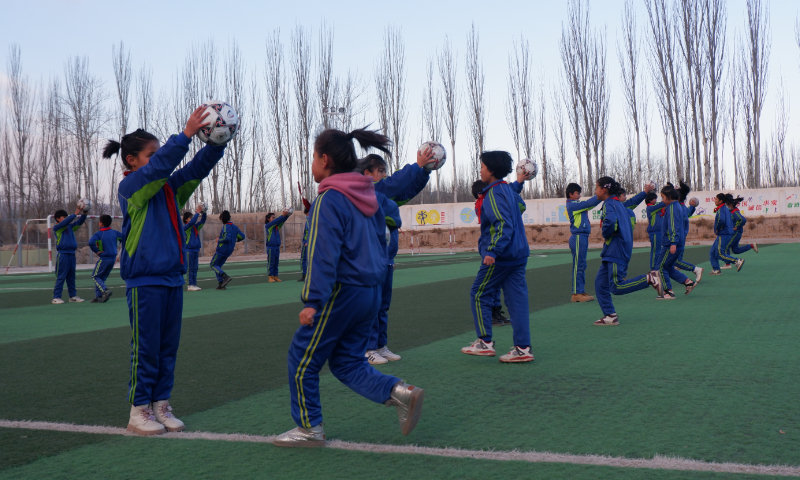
left=661, top=182, right=679, bottom=201
left=102, top=128, right=159, bottom=170
left=314, top=127, right=391, bottom=174
left=678, top=180, right=691, bottom=202
left=729, top=195, right=744, bottom=208
left=596, top=176, right=621, bottom=196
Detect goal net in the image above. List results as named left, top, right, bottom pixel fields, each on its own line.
left=409, top=223, right=455, bottom=256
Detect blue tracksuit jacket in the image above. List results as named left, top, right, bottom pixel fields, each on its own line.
left=89, top=228, right=124, bottom=258
left=265, top=215, right=288, bottom=248
left=117, top=133, right=225, bottom=288
left=377, top=192, right=402, bottom=262
left=216, top=223, right=244, bottom=257
left=714, top=205, right=734, bottom=235
left=53, top=214, right=87, bottom=253
left=660, top=202, right=685, bottom=248
left=646, top=202, right=666, bottom=235
left=600, top=197, right=635, bottom=265
left=566, top=196, right=601, bottom=236
left=732, top=209, right=746, bottom=231
left=184, top=213, right=206, bottom=252
left=478, top=181, right=530, bottom=265
left=374, top=163, right=431, bottom=205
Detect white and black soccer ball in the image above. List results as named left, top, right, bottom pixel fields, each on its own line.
left=689, top=197, right=700, bottom=207
left=196, top=201, right=207, bottom=213
left=418, top=141, right=447, bottom=172
left=645, top=179, right=657, bottom=190
left=77, top=198, right=91, bottom=213
left=515, top=159, right=538, bottom=179
left=197, top=100, right=240, bottom=146
left=284, top=207, right=294, bottom=215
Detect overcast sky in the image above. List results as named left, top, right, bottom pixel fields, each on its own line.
left=2, top=0, right=799, bottom=188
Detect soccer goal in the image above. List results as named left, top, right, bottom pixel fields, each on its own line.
left=409, top=223, right=455, bottom=256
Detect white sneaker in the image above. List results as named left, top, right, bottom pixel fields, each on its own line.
left=752, top=243, right=759, bottom=253
left=720, top=264, right=732, bottom=270
left=69, top=296, right=84, bottom=303
left=187, top=285, right=201, bottom=291
left=647, top=271, right=664, bottom=297
left=594, top=314, right=619, bottom=326
left=153, top=400, right=185, bottom=432
left=461, top=339, right=496, bottom=356
left=52, top=298, right=64, bottom=304
left=735, top=258, right=745, bottom=272
left=127, top=404, right=166, bottom=436
left=499, top=346, right=534, bottom=363
left=376, top=346, right=401, bottom=361
left=366, top=350, right=388, bottom=365
left=273, top=424, right=326, bottom=447
left=693, top=267, right=703, bottom=283
left=709, top=270, right=722, bottom=275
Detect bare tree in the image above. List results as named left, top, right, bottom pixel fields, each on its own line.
left=265, top=29, right=288, bottom=207
left=422, top=57, right=442, bottom=201
left=704, top=0, right=726, bottom=189
left=438, top=36, right=460, bottom=203
left=740, top=0, right=770, bottom=188
left=111, top=41, right=132, bottom=214
left=537, top=83, right=548, bottom=196
left=136, top=66, right=153, bottom=131
left=223, top=40, right=247, bottom=212
left=618, top=0, right=643, bottom=185
left=290, top=25, right=315, bottom=199
left=677, top=0, right=704, bottom=188
left=551, top=85, right=569, bottom=197
left=317, top=21, right=335, bottom=131
left=375, top=26, right=407, bottom=171
left=6, top=44, right=36, bottom=218
left=465, top=23, right=487, bottom=177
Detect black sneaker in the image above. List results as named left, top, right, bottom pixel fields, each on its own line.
left=100, top=290, right=113, bottom=303
left=297, top=275, right=305, bottom=283
left=216, top=281, right=226, bottom=290
left=220, top=274, right=232, bottom=288
left=90, top=297, right=101, bottom=303
left=491, top=306, right=508, bottom=326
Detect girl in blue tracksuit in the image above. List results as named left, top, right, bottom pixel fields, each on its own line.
left=461, top=151, right=533, bottom=363
left=593, top=177, right=662, bottom=326
left=210, top=210, right=244, bottom=290
left=274, top=128, right=424, bottom=448
left=359, top=151, right=432, bottom=365
left=645, top=192, right=665, bottom=271
left=51, top=207, right=87, bottom=303
left=565, top=183, right=601, bottom=302
left=103, top=107, right=226, bottom=436
left=654, top=184, right=698, bottom=299
left=673, top=181, right=703, bottom=281
left=618, top=188, right=647, bottom=229
left=710, top=193, right=743, bottom=274
left=88, top=214, right=124, bottom=303
left=183, top=207, right=206, bottom=290
left=265, top=210, right=289, bottom=281
left=727, top=196, right=758, bottom=260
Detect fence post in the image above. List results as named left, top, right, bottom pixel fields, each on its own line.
left=16, top=219, right=22, bottom=267
left=244, top=223, right=248, bottom=254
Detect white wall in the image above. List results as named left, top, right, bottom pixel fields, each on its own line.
left=400, top=187, right=800, bottom=229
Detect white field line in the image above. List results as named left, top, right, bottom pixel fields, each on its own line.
left=2, top=420, right=799, bottom=476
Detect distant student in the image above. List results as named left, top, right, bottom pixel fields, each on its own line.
left=593, top=177, right=662, bottom=326
left=211, top=211, right=244, bottom=290
left=183, top=206, right=206, bottom=291
left=654, top=184, right=698, bottom=299
left=51, top=206, right=88, bottom=304
left=618, top=188, right=647, bottom=228
left=673, top=181, right=703, bottom=282
left=709, top=193, right=744, bottom=275
left=265, top=210, right=290, bottom=282
left=273, top=128, right=424, bottom=447
left=724, top=196, right=758, bottom=268
left=103, top=107, right=226, bottom=435
left=461, top=151, right=533, bottom=363
left=473, top=179, right=508, bottom=327
left=645, top=192, right=664, bottom=271
left=565, top=183, right=600, bottom=302
left=88, top=214, right=124, bottom=303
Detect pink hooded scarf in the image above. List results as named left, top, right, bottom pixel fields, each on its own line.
left=318, top=172, right=379, bottom=217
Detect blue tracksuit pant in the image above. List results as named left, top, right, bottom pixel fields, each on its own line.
left=288, top=283, right=399, bottom=428
left=569, top=234, right=589, bottom=294
left=675, top=250, right=696, bottom=272
left=470, top=263, right=531, bottom=347
left=126, top=285, right=183, bottom=406
left=300, top=244, right=308, bottom=276
left=730, top=231, right=752, bottom=255
left=649, top=233, right=662, bottom=271
left=710, top=235, right=738, bottom=270
left=595, top=261, right=651, bottom=316
left=656, top=246, right=689, bottom=291
left=186, top=251, right=199, bottom=286
left=92, top=257, right=115, bottom=298
left=53, top=253, right=77, bottom=299
left=368, top=265, right=394, bottom=350
left=268, top=247, right=280, bottom=276
left=210, top=253, right=228, bottom=282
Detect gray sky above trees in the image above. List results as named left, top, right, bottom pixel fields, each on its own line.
left=2, top=0, right=799, bottom=190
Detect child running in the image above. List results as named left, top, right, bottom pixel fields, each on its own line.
left=709, top=193, right=744, bottom=275
left=103, top=107, right=226, bottom=436
left=274, top=128, right=424, bottom=447
left=565, top=183, right=600, bottom=302
left=88, top=214, right=124, bottom=303
left=673, top=181, right=703, bottom=282
left=461, top=151, right=533, bottom=363
left=726, top=196, right=758, bottom=266
left=183, top=205, right=206, bottom=291
left=654, top=183, right=698, bottom=299
left=265, top=210, right=290, bottom=282
left=210, top=211, right=244, bottom=290
left=51, top=207, right=88, bottom=304
left=645, top=192, right=665, bottom=271
left=593, top=177, right=663, bottom=326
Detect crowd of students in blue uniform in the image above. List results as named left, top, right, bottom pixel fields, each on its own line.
left=45, top=105, right=759, bottom=444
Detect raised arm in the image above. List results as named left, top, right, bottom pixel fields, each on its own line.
left=623, top=191, right=647, bottom=209
left=170, top=145, right=226, bottom=209
left=374, top=163, right=430, bottom=204
left=566, top=196, right=601, bottom=214
left=184, top=213, right=199, bottom=231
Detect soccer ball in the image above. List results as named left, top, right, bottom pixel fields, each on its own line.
left=77, top=198, right=91, bottom=213
left=645, top=180, right=656, bottom=190
left=196, top=202, right=207, bottom=213
left=284, top=207, right=294, bottom=215
left=689, top=197, right=700, bottom=207
left=197, top=100, right=240, bottom=146
left=418, top=141, right=447, bottom=172
left=515, top=159, right=538, bottom=179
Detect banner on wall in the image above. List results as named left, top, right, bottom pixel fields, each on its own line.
left=399, top=186, right=800, bottom=229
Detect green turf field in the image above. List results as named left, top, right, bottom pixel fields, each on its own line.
left=0, top=244, right=797, bottom=479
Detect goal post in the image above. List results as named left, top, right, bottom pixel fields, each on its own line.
left=45, top=215, right=123, bottom=273
left=410, top=223, right=455, bottom=256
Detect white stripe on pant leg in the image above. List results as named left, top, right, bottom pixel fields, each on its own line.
left=0, top=420, right=798, bottom=476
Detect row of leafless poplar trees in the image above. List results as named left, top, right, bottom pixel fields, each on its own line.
left=1, top=0, right=797, bottom=219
